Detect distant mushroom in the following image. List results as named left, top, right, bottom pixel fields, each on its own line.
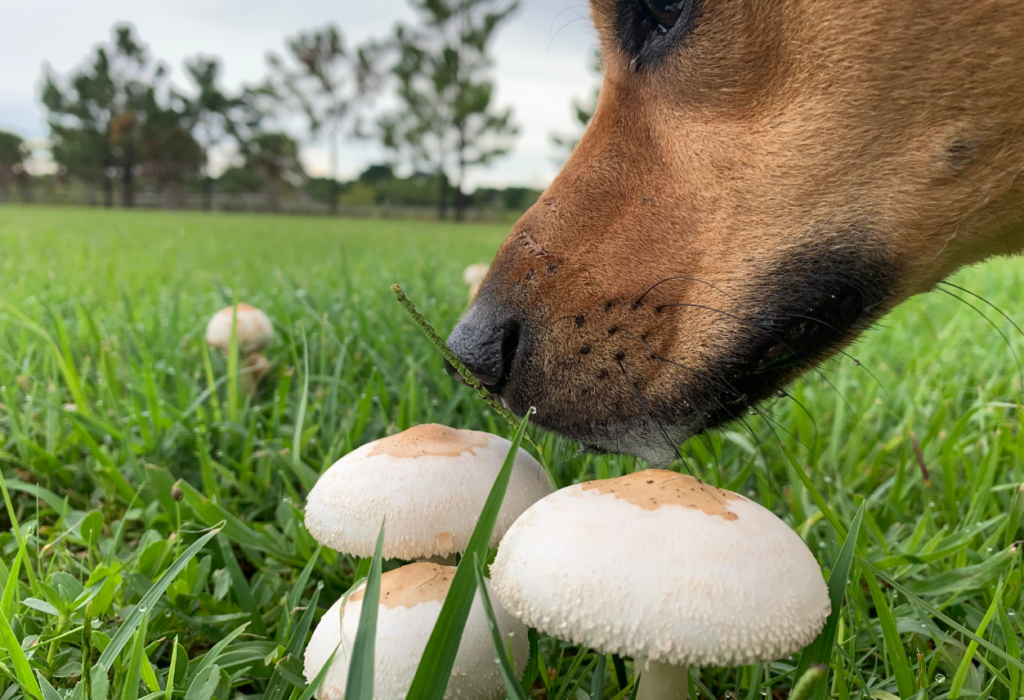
left=462, top=263, right=489, bottom=301
left=204, top=303, right=274, bottom=394
left=304, top=562, right=528, bottom=699
left=304, top=423, right=552, bottom=563
left=491, top=470, right=831, bottom=700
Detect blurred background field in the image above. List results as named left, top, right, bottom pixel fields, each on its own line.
left=0, top=204, right=1022, bottom=699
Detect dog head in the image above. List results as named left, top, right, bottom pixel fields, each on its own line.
left=449, top=0, right=1024, bottom=465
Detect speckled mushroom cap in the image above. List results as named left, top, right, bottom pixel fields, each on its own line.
left=304, top=424, right=553, bottom=560
left=303, top=562, right=528, bottom=700
left=491, top=470, right=831, bottom=667
left=204, top=304, right=274, bottom=355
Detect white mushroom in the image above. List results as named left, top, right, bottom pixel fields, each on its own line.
left=205, top=303, right=274, bottom=355
left=462, top=263, right=489, bottom=301
left=305, top=424, right=552, bottom=562
left=303, top=562, right=528, bottom=700
left=204, top=304, right=274, bottom=394
left=490, top=470, right=831, bottom=700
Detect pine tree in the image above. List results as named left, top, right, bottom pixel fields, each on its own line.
left=379, top=0, right=519, bottom=221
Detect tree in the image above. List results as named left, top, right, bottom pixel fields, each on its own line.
left=267, top=24, right=380, bottom=215
left=0, top=131, right=28, bottom=203
left=181, top=56, right=241, bottom=210
left=245, top=132, right=304, bottom=212
left=140, top=92, right=204, bottom=208
left=379, top=0, right=520, bottom=221
left=551, top=49, right=603, bottom=164
left=41, top=24, right=167, bottom=208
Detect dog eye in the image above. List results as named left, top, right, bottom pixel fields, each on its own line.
left=642, top=0, right=685, bottom=29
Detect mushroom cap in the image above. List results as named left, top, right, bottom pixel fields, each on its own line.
left=462, top=263, right=489, bottom=286
left=204, top=304, right=274, bottom=355
left=305, top=424, right=552, bottom=560
left=491, top=470, right=831, bottom=667
left=303, top=563, right=529, bottom=700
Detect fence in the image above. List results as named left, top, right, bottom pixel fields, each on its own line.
left=0, top=187, right=524, bottom=223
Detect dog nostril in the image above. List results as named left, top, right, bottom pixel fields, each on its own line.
left=447, top=311, right=521, bottom=390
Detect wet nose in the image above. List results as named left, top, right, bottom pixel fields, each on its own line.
left=446, top=302, right=521, bottom=389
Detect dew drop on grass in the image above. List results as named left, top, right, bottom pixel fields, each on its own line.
left=761, top=690, right=768, bottom=697
left=935, top=675, right=945, bottom=683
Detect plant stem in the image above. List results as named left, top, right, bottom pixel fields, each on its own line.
left=391, top=284, right=544, bottom=455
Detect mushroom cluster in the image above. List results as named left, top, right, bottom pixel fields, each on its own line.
left=205, top=303, right=274, bottom=395
left=303, top=423, right=553, bottom=698
left=490, top=470, right=831, bottom=699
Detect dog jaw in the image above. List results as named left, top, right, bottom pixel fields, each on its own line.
left=452, top=0, right=1024, bottom=461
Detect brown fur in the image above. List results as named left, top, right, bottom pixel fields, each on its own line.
left=451, top=0, right=1024, bottom=464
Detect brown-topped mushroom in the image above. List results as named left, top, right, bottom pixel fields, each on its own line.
left=303, top=562, right=528, bottom=699
left=204, top=303, right=274, bottom=394
left=304, top=424, right=553, bottom=562
left=491, top=470, right=831, bottom=700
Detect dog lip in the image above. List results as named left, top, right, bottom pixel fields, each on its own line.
left=443, top=359, right=503, bottom=389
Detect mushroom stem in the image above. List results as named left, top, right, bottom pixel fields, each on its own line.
left=635, top=659, right=689, bottom=700
left=240, top=353, right=270, bottom=397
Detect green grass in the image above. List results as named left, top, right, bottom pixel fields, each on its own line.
left=0, top=204, right=1021, bottom=700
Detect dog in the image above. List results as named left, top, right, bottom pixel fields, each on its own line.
left=448, top=0, right=1024, bottom=466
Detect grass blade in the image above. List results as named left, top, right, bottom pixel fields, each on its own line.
left=120, top=612, right=148, bottom=700
left=472, top=553, right=528, bottom=700
left=98, top=525, right=221, bottom=670
left=863, top=568, right=916, bottom=698
left=948, top=581, right=1003, bottom=698
left=187, top=622, right=249, bottom=688
left=297, top=646, right=340, bottom=700
left=406, top=413, right=531, bottom=700
left=859, top=558, right=1024, bottom=672
left=215, top=535, right=268, bottom=636
left=795, top=503, right=865, bottom=693
left=0, top=608, right=43, bottom=699
left=345, top=520, right=387, bottom=700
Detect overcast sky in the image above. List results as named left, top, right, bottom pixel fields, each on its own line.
left=0, top=0, right=600, bottom=189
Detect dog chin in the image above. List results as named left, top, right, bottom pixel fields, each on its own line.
left=560, top=419, right=698, bottom=469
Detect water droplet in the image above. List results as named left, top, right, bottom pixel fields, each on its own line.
left=515, top=611, right=522, bottom=618
left=935, top=675, right=945, bottom=684
left=761, top=690, right=768, bottom=697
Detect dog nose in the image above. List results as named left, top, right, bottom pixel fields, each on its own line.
left=446, top=302, right=521, bottom=388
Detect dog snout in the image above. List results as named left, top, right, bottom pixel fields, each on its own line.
left=446, top=302, right=521, bottom=389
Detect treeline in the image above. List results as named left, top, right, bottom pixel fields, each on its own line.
left=0, top=0, right=535, bottom=219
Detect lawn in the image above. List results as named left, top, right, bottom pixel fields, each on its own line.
left=0, top=205, right=1021, bottom=700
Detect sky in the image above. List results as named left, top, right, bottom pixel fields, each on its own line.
left=0, top=0, right=601, bottom=190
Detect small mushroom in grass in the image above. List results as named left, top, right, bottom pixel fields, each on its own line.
left=491, top=470, right=831, bottom=700
left=305, top=424, right=552, bottom=563
left=204, top=303, right=274, bottom=394
left=304, top=562, right=528, bottom=700
left=462, top=263, right=489, bottom=301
